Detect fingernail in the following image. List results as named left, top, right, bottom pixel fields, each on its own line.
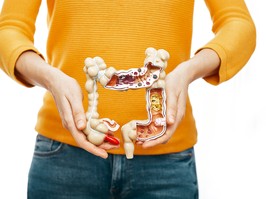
left=102, top=153, right=108, bottom=159
left=169, top=115, right=175, bottom=124
left=77, top=120, right=85, bottom=129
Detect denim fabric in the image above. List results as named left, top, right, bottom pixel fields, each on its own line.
left=28, top=134, right=198, bottom=199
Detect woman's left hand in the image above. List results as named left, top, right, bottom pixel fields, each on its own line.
left=142, top=61, right=192, bottom=148
left=141, top=48, right=220, bottom=148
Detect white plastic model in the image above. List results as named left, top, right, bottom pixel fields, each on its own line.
left=83, top=47, right=169, bottom=159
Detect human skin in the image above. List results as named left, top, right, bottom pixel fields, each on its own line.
left=140, top=48, right=220, bottom=148
left=15, top=48, right=220, bottom=158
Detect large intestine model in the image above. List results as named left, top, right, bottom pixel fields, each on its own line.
left=83, top=47, right=170, bottom=159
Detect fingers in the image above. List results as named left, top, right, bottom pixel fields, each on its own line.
left=62, top=80, right=86, bottom=131
left=70, top=93, right=86, bottom=130
left=67, top=101, right=111, bottom=158
left=165, top=72, right=187, bottom=126
left=143, top=91, right=187, bottom=148
left=58, top=95, right=75, bottom=131
left=56, top=95, right=107, bottom=157
left=142, top=69, right=189, bottom=149
left=74, top=131, right=110, bottom=159
left=175, top=91, right=187, bottom=126
left=99, top=142, right=120, bottom=150
left=52, top=79, right=110, bottom=159
left=142, top=123, right=177, bottom=148
left=166, top=89, right=179, bottom=125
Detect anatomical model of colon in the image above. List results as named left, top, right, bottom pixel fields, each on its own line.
left=83, top=47, right=169, bottom=159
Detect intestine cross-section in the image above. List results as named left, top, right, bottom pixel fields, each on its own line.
left=83, top=47, right=170, bottom=159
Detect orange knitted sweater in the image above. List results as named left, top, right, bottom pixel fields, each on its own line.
left=0, top=0, right=256, bottom=154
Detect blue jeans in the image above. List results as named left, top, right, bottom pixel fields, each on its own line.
left=28, top=134, right=198, bottom=199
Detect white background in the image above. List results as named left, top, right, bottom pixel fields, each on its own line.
left=0, top=0, right=265, bottom=198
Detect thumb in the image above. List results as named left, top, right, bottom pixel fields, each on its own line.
left=166, top=93, right=178, bottom=125
left=74, top=111, right=86, bottom=130
left=71, top=99, right=86, bottom=130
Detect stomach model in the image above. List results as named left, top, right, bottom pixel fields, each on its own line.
left=83, top=47, right=169, bottom=159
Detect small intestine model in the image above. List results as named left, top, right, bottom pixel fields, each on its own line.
left=83, top=47, right=170, bottom=159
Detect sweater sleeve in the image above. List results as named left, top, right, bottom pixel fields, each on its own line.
left=0, top=0, right=43, bottom=86
left=197, top=0, right=256, bottom=85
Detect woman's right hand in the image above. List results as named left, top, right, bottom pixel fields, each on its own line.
left=15, top=51, right=118, bottom=158
left=47, top=69, right=120, bottom=158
